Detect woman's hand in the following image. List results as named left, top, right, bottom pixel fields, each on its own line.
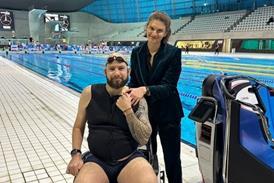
left=127, top=87, right=147, bottom=106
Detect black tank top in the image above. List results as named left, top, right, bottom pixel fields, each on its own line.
left=86, top=84, right=138, bottom=162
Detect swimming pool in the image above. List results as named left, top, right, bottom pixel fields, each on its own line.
left=3, top=53, right=274, bottom=145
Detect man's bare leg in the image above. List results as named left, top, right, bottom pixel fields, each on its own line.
left=117, top=157, right=157, bottom=183
left=75, top=162, right=109, bottom=183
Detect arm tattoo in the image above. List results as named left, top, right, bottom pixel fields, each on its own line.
left=125, top=98, right=152, bottom=145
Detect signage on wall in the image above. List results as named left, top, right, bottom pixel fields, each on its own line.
left=44, top=13, right=70, bottom=32
left=44, top=13, right=59, bottom=22
left=176, top=40, right=216, bottom=49
left=0, top=10, right=15, bottom=31
left=59, top=15, right=70, bottom=31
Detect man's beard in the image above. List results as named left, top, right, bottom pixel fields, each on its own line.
left=106, top=76, right=128, bottom=89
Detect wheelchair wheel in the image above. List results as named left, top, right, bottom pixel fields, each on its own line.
left=159, top=170, right=165, bottom=183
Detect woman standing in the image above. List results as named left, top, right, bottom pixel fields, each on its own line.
left=128, top=11, right=184, bottom=183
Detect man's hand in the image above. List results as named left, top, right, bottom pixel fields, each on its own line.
left=116, top=93, right=132, bottom=112
left=66, top=154, right=83, bottom=176
left=127, top=87, right=147, bottom=105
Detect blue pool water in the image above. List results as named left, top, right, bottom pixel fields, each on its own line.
left=3, top=53, right=274, bottom=145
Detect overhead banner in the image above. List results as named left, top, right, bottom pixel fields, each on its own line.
left=0, top=10, right=15, bottom=31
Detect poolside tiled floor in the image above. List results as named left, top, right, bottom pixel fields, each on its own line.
left=0, top=56, right=202, bottom=183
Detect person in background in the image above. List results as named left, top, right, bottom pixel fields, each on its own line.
left=266, top=16, right=273, bottom=25
left=214, top=43, right=220, bottom=55
left=128, top=11, right=184, bottom=183
left=66, top=52, right=157, bottom=183
left=185, top=45, right=189, bottom=54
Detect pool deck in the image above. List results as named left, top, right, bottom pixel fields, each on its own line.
left=0, top=56, right=202, bottom=183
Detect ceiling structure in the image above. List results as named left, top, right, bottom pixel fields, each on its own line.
left=0, top=0, right=273, bottom=22
left=82, top=0, right=273, bottom=23
left=0, top=0, right=93, bottom=12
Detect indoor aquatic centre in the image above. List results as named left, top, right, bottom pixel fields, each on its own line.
left=0, top=0, right=273, bottom=182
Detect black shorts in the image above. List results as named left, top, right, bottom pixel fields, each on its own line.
left=83, top=150, right=144, bottom=183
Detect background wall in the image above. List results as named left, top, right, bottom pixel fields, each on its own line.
left=0, top=7, right=273, bottom=46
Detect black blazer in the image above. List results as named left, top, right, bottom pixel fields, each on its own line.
left=129, top=42, right=184, bottom=124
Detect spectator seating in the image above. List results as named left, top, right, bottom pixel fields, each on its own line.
left=232, top=6, right=274, bottom=32
left=176, top=10, right=246, bottom=35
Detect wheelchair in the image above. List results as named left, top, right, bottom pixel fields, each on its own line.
left=138, top=140, right=165, bottom=183
left=75, top=140, right=166, bottom=183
